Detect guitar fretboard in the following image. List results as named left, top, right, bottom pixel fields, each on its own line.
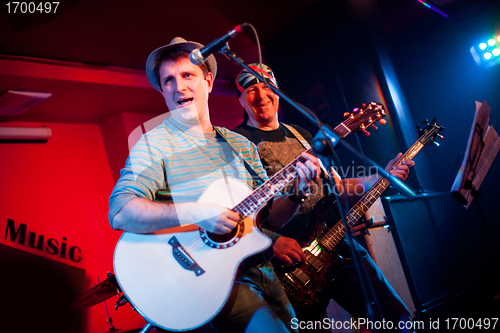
left=233, top=147, right=314, bottom=218
left=232, top=119, right=356, bottom=217
left=319, top=127, right=438, bottom=251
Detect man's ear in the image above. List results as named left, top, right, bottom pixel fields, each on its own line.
left=206, top=72, right=214, bottom=93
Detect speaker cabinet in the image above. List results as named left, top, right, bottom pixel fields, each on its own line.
left=381, top=194, right=456, bottom=312
left=0, top=244, right=85, bottom=333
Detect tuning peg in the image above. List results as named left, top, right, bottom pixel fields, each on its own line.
left=422, top=119, right=430, bottom=126
left=363, top=130, right=371, bottom=137
left=437, top=134, right=444, bottom=139
left=371, top=124, right=378, bottom=130
left=416, top=124, right=422, bottom=131
left=379, top=119, right=387, bottom=125
left=343, top=112, right=350, bottom=119
left=434, top=141, right=440, bottom=147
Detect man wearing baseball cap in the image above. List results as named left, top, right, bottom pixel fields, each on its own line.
left=233, top=63, right=415, bottom=331
left=109, top=39, right=321, bottom=332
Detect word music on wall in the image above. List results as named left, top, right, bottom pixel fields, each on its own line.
left=4, top=219, right=82, bottom=263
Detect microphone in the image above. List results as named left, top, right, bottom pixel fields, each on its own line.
left=190, top=23, right=249, bottom=65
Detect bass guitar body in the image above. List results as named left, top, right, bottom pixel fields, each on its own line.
left=272, top=199, right=353, bottom=318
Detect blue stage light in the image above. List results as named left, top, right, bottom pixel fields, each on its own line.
left=470, top=32, right=500, bottom=68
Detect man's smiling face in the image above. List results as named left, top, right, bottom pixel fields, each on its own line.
left=240, top=82, right=279, bottom=126
left=158, top=57, right=213, bottom=123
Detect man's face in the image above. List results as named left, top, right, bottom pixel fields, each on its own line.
left=239, top=82, right=279, bottom=126
left=158, top=57, right=213, bottom=123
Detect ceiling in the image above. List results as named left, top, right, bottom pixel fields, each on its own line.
left=0, top=0, right=495, bottom=124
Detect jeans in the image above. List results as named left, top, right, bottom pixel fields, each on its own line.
left=215, top=263, right=297, bottom=333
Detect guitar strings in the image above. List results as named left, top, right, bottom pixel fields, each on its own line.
left=320, top=125, right=438, bottom=250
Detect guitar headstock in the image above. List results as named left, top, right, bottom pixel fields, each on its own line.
left=416, top=118, right=445, bottom=146
left=343, top=102, right=387, bottom=137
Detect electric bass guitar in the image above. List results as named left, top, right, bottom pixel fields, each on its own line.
left=274, top=118, right=444, bottom=317
left=112, top=102, right=387, bottom=331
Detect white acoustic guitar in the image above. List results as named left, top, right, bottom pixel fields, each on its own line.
left=113, top=102, right=386, bottom=331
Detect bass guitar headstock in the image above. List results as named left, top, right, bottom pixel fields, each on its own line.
left=343, top=102, right=387, bottom=137
left=417, top=118, right=445, bottom=146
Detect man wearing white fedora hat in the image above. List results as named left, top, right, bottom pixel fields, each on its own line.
left=109, top=38, right=321, bottom=332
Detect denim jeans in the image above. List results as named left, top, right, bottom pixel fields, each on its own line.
left=215, top=263, right=297, bottom=333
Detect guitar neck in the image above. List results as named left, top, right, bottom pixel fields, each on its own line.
left=319, top=139, right=426, bottom=251
left=232, top=102, right=387, bottom=221
left=232, top=147, right=314, bottom=217
left=333, top=121, right=352, bottom=138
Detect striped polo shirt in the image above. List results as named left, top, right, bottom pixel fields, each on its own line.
left=108, top=116, right=268, bottom=224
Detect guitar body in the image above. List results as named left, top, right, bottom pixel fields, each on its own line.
left=273, top=217, right=352, bottom=317
left=284, top=260, right=353, bottom=321
left=113, top=178, right=272, bottom=331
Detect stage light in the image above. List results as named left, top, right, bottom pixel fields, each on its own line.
left=470, top=32, right=500, bottom=68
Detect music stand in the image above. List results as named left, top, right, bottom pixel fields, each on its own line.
left=451, top=100, right=500, bottom=208
left=451, top=100, right=500, bottom=255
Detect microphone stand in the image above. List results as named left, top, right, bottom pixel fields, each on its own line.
left=221, top=45, right=416, bottom=330
left=221, top=46, right=415, bottom=198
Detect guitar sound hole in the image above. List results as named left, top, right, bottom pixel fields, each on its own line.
left=200, top=222, right=245, bottom=249
left=206, top=227, right=238, bottom=243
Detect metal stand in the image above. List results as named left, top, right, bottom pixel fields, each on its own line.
left=139, top=323, right=153, bottom=333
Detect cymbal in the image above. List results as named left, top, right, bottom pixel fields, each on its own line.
left=73, top=274, right=121, bottom=309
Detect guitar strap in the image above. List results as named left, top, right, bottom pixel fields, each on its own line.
left=214, top=127, right=266, bottom=188
left=281, top=123, right=331, bottom=181
left=282, top=123, right=311, bottom=150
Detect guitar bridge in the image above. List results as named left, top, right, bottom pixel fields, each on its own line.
left=168, top=236, right=205, bottom=276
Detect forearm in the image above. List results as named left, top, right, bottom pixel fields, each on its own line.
left=331, top=153, right=414, bottom=202
left=334, top=174, right=378, bottom=202
left=111, top=197, right=181, bottom=233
